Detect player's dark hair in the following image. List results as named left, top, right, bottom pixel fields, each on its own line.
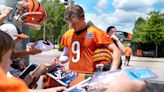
left=106, top=26, right=115, bottom=33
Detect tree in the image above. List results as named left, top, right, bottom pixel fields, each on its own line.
left=145, top=11, right=164, bottom=57
left=133, top=11, right=164, bottom=57
left=133, top=17, right=147, bottom=43
left=60, top=23, right=69, bottom=36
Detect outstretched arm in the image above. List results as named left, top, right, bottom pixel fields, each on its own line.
left=105, top=43, right=121, bottom=71
left=89, top=71, right=146, bottom=92
left=0, top=7, right=12, bottom=24
left=111, top=34, right=126, bottom=54
left=58, top=47, right=69, bottom=63
left=51, top=47, right=69, bottom=65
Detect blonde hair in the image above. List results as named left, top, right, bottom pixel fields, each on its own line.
left=64, top=4, right=84, bottom=21
left=0, top=31, right=15, bottom=63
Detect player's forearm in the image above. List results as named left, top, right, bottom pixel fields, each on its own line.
left=116, top=40, right=126, bottom=54
left=14, top=50, right=29, bottom=58
left=111, top=49, right=121, bottom=71
left=0, top=14, right=7, bottom=24
left=58, top=47, right=69, bottom=63
left=0, top=7, right=12, bottom=24
left=105, top=43, right=121, bottom=71
left=111, top=35, right=126, bottom=54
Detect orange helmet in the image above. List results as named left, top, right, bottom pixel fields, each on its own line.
left=92, top=47, right=113, bottom=71
left=13, top=0, right=46, bottom=30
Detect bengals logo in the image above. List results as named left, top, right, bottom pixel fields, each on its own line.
left=92, top=47, right=113, bottom=71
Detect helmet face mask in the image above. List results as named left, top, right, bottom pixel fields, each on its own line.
left=12, top=0, right=28, bottom=22
left=15, top=1, right=28, bottom=13
left=15, top=2, right=28, bottom=20
left=10, top=0, right=46, bottom=30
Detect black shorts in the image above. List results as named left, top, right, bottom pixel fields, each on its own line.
left=125, top=56, right=130, bottom=61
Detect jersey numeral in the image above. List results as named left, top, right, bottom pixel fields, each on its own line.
left=71, top=41, right=80, bottom=63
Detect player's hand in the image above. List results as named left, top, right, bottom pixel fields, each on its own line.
left=24, top=71, right=38, bottom=89
left=89, top=71, right=146, bottom=92
left=32, top=64, right=55, bottom=75
left=109, top=67, right=118, bottom=72
left=41, top=63, right=56, bottom=74
left=51, top=57, right=61, bottom=65
left=110, top=34, right=119, bottom=41
left=27, top=64, right=48, bottom=88
left=24, top=71, right=34, bottom=85
left=29, top=83, right=38, bottom=89
left=1, top=7, right=13, bottom=17
left=26, top=46, right=42, bottom=55
left=39, top=64, right=48, bottom=74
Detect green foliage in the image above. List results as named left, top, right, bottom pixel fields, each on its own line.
left=30, top=0, right=68, bottom=41
left=29, top=27, right=50, bottom=41
left=58, top=44, right=65, bottom=51
left=133, top=17, right=147, bottom=43
left=145, top=11, right=164, bottom=45
left=133, top=11, right=164, bottom=45
left=60, top=23, right=69, bottom=35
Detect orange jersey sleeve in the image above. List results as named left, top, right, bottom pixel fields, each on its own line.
left=125, top=47, right=132, bottom=56
left=90, top=26, right=113, bottom=46
left=61, top=26, right=113, bottom=74
left=0, top=68, right=28, bottom=92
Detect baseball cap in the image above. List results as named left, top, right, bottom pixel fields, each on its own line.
left=0, top=23, right=29, bottom=40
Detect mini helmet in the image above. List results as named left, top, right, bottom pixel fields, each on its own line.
left=13, top=0, right=46, bottom=30
left=92, top=47, right=113, bottom=71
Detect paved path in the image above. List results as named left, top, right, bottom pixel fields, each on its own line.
left=30, top=49, right=63, bottom=64
left=121, top=56, right=164, bottom=81
left=30, top=49, right=164, bottom=89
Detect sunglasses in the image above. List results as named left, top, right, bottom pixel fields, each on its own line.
left=64, top=11, right=84, bottom=22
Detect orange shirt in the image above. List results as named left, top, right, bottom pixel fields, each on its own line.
left=125, top=47, right=132, bottom=56
left=0, top=68, right=28, bottom=92
left=61, top=25, right=113, bottom=74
